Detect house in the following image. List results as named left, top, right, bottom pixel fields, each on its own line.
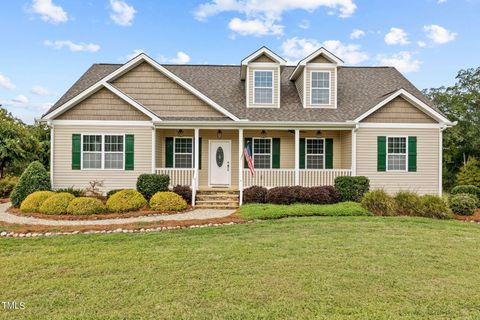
left=40, top=46, right=454, bottom=207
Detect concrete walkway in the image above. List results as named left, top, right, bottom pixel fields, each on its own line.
left=0, top=202, right=235, bottom=226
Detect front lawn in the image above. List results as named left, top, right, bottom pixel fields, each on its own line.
left=239, top=201, right=371, bottom=219
left=1, top=217, right=480, bottom=319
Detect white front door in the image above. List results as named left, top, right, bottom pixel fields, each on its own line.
left=209, top=140, right=231, bottom=186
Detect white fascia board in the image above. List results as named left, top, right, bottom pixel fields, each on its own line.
left=357, top=123, right=445, bottom=129
left=353, top=89, right=453, bottom=125
left=241, top=47, right=287, bottom=66
left=51, top=120, right=154, bottom=126
left=289, top=47, right=344, bottom=81
left=154, top=121, right=356, bottom=129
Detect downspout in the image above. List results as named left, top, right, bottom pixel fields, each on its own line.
left=47, top=120, right=54, bottom=189
left=351, top=123, right=359, bottom=176
left=438, top=124, right=449, bottom=196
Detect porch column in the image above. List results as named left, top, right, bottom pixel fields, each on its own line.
left=351, top=126, right=357, bottom=176
left=151, top=125, right=156, bottom=173
left=238, top=128, right=244, bottom=205
left=193, top=128, right=200, bottom=206
left=294, top=129, right=300, bottom=185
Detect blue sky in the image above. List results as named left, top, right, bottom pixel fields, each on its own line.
left=0, top=0, right=478, bottom=123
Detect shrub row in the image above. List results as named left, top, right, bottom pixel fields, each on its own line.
left=244, top=185, right=340, bottom=205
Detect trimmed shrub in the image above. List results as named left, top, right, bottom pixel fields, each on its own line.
left=451, top=185, right=480, bottom=204
left=301, top=186, right=339, bottom=204
left=106, top=189, right=147, bottom=213
left=106, top=189, right=123, bottom=199
left=136, top=174, right=169, bottom=200
left=173, top=185, right=192, bottom=204
left=20, top=191, right=54, bottom=213
left=361, top=189, right=396, bottom=216
left=243, top=186, right=268, bottom=204
left=10, top=161, right=51, bottom=207
left=266, top=187, right=297, bottom=205
left=39, top=192, right=75, bottom=215
left=334, top=176, right=370, bottom=202
left=67, top=197, right=106, bottom=215
left=0, top=176, right=18, bottom=198
left=395, top=191, right=423, bottom=216
left=55, top=187, right=83, bottom=197
left=449, top=193, right=477, bottom=216
left=420, top=195, right=452, bottom=219
left=149, top=192, right=188, bottom=211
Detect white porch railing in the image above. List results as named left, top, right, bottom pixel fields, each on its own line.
left=156, top=168, right=194, bottom=187
left=243, top=169, right=295, bottom=188
left=299, top=169, right=352, bottom=187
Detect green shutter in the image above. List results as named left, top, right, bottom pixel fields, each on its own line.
left=198, top=138, right=202, bottom=170
left=408, top=136, right=417, bottom=172
left=244, top=138, right=252, bottom=168
left=72, top=134, right=81, bottom=170
left=377, top=136, right=387, bottom=172
left=272, top=138, right=280, bottom=169
left=299, top=138, right=305, bottom=169
left=325, top=138, right=333, bottom=169
left=165, top=137, right=174, bottom=168
left=125, top=134, right=134, bottom=170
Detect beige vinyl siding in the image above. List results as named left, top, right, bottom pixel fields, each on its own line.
left=112, top=62, right=225, bottom=118
left=247, top=66, right=280, bottom=108
left=251, top=54, right=276, bottom=63
left=340, top=130, right=352, bottom=168
left=363, top=97, right=436, bottom=123
left=310, top=54, right=334, bottom=63
left=57, top=88, right=150, bottom=121
left=52, top=125, right=152, bottom=192
left=356, top=128, right=440, bottom=195
left=295, top=70, right=304, bottom=105
left=304, top=66, right=336, bottom=108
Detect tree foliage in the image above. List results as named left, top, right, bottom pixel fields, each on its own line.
left=456, top=157, right=480, bottom=188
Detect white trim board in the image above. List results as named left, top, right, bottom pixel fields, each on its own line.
left=51, top=120, right=154, bottom=126
left=290, top=47, right=343, bottom=81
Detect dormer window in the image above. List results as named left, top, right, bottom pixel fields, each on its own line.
left=254, top=71, right=273, bottom=104
left=311, top=71, right=330, bottom=105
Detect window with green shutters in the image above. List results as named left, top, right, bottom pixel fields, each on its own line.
left=72, top=134, right=81, bottom=170
left=301, top=138, right=333, bottom=169
left=165, top=137, right=201, bottom=169
left=377, top=135, right=417, bottom=172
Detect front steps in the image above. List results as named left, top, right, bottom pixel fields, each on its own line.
left=195, top=189, right=239, bottom=209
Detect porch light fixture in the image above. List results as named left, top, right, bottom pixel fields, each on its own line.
left=217, top=130, right=222, bottom=138
left=261, top=130, right=267, bottom=137
left=178, top=129, right=184, bottom=136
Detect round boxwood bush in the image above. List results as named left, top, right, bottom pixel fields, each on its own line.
left=67, top=197, right=106, bottom=215
left=136, top=174, right=169, bottom=200
left=20, top=191, right=55, bottom=213
left=449, top=193, right=477, bottom=216
left=106, top=189, right=147, bottom=212
left=394, top=191, right=422, bottom=216
left=106, top=189, right=123, bottom=199
left=11, top=161, right=51, bottom=207
left=334, top=176, right=370, bottom=202
left=361, top=189, right=396, bottom=216
left=451, top=185, right=480, bottom=204
left=243, top=185, right=268, bottom=203
left=173, top=185, right=192, bottom=204
left=420, top=195, right=452, bottom=219
left=39, top=192, right=75, bottom=215
left=149, top=192, right=188, bottom=211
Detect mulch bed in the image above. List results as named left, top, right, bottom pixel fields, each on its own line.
left=454, top=208, right=480, bottom=222
left=7, top=205, right=194, bottom=221
left=0, top=198, right=10, bottom=204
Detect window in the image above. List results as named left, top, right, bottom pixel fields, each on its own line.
left=82, top=134, right=124, bottom=170
left=306, top=138, right=324, bottom=169
left=253, top=138, right=271, bottom=169
left=387, top=137, right=407, bottom=171
left=174, top=137, right=193, bottom=168
left=254, top=71, right=273, bottom=104
left=311, top=71, right=330, bottom=105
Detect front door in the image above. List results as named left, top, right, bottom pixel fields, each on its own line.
left=209, top=140, right=231, bottom=186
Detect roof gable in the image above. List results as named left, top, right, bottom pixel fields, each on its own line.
left=289, top=47, right=343, bottom=80
left=361, top=96, right=437, bottom=123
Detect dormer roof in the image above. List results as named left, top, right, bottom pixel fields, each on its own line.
left=289, top=47, right=344, bottom=80
left=240, top=46, right=286, bottom=80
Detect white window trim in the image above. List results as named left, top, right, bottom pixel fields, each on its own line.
left=386, top=135, right=408, bottom=172
left=253, top=70, right=274, bottom=105
left=305, top=138, right=326, bottom=170
left=252, top=137, right=273, bottom=169
left=81, top=133, right=126, bottom=171
left=310, top=70, right=331, bottom=106
left=173, top=136, right=194, bottom=169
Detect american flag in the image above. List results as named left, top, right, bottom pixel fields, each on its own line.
left=244, top=141, right=254, bottom=176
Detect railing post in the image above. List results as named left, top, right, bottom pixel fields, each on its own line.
left=238, top=128, right=244, bottom=206
left=193, top=128, right=200, bottom=206
left=294, top=129, right=300, bottom=186
left=351, top=126, right=357, bottom=176
left=151, top=125, right=156, bottom=173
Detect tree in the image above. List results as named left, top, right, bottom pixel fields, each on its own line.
left=424, top=67, right=480, bottom=189
left=456, top=157, right=480, bottom=188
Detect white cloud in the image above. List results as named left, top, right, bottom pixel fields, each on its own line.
left=44, top=40, right=100, bottom=52
left=423, top=24, right=457, bottom=44
left=122, top=49, right=145, bottom=61
left=437, top=0, right=447, bottom=3
left=281, top=37, right=368, bottom=65
left=417, top=41, right=427, bottom=48
left=350, top=28, right=365, bottom=39
left=31, top=85, right=52, bottom=96
left=298, top=19, right=310, bottom=29
left=384, top=27, right=409, bottom=45
left=158, top=52, right=191, bottom=64
left=228, top=17, right=283, bottom=36
left=109, top=0, right=136, bottom=26
left=12, top=95, right=29, bottom=104
left=194, top=0, right=357, bottom=36
left=28, top=0, right=68, bottom=24
left=0, top=74, right=16, bottom=91
left=377, top=51, right=421, bottom=73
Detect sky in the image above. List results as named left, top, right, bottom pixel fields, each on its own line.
left=0, top=0, right=479, bottom=123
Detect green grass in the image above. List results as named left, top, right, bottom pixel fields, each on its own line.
left=1, top=217, right=480, bottom=319
left=239, top=201, right=371, bottom=220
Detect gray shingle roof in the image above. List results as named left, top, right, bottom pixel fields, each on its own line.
left=46, top=62, right=439, bottom=122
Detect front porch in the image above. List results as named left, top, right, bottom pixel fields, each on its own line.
left=153, top=127, right=355, bottom=206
